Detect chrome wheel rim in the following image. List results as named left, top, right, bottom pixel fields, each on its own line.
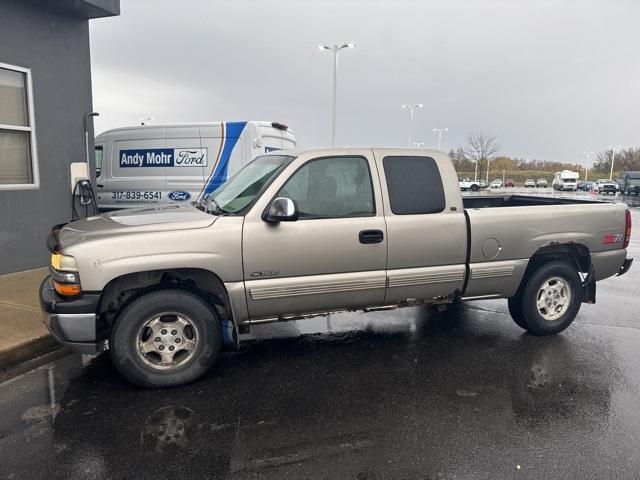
left=536, top=277, right=572, bottom=321
left=135, top=313, right=199, bottom=370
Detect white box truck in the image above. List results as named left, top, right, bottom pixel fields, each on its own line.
left=94, top=121, right=296, bottom=210
left=552, top=170, right=579, bottom=191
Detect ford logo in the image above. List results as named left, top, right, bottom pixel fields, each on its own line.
left=168, top=191, right=192, bottom=202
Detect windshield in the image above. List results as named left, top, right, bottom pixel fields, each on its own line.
left=203, top=155, right=294, bottom=214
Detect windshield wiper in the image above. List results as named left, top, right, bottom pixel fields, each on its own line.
left=204, top=196, right=230, bottom=216
left=192, top=197, right=224, bottom=215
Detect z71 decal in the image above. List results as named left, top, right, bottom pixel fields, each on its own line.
left=603, top=233, right=623, bottom=244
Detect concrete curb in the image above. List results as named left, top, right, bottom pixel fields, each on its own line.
left=0, top=334, right=61, bottom=369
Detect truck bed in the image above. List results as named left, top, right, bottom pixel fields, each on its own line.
left=463, top=194, right=601, bottom=209
left=460, top=194, right=628, bottom=299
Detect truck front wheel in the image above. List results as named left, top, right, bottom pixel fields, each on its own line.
left=110, top=289, right=221, bottom=387
left=508, top=261, right=582, bottom=335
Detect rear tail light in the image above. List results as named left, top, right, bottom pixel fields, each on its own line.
left=624, top=209, right=632, bottom=249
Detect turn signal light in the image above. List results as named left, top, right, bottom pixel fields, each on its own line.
left=53, top=280, right=82, bottom=297
left=624, top=209, right=632, bottom=249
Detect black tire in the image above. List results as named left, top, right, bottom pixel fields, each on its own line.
left=471, top=184, right=479, bottom=192
left=110, top=289, right=221, bottom=388
left=510, top=261, right=582, bottom=336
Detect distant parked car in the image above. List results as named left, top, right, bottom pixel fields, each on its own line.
left=581, top=181, right=594, bottom=191
left=490, top=179, right=502, bottom=189
left=536, top=178, right=548, bottom=188
left=619, top=171, right=640, bottom=195
left=591, top=179, right=618, bottom=195
left=478, top=180, right=487, bottom=189
left=458, top=177, right=481, bottom=192
left=505, top=179, right=515, bottom=187
left=524, top=179, right=536, bottom=188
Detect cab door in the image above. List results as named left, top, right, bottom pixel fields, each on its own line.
left=372, top=149, right=468, bottom=304
left=242, top=150, right=387, bottom=319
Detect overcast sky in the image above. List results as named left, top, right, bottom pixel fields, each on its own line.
left=89, top=0, right=639, bottom=164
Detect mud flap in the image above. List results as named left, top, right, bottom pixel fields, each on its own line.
left=220, top=319, right=240, bottom=351
left=582, top=266, right=596, bottom=304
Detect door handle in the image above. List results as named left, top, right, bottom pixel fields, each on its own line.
left=96, top=184, right=104, bottom=188
left=359, top=229, right=384, bottom=244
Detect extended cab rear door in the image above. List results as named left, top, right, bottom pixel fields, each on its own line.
left=372, top=149, right=468, bottom=304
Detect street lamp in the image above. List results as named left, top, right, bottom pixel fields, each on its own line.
left=432, top=128, right=448, bottom=150
left=318, top=43, right=356, bottom=147
left=583, top=151, right=594, bottom=182
left=412, top=142, right=425, bottom=148
left=401, top=103, right=423, bottom=147
left=485, top=158, right=492, bottom=185
left=470, top=159, right=478, bottom=182
left=608, top=145, right=621, bottom=180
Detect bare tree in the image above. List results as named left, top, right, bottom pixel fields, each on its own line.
left=462, top=131, right=499, bottom=181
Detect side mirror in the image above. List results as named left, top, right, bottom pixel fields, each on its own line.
left=264, top=197, right=298, bottom=222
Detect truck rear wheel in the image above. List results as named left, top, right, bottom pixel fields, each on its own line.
left=110, top=289, right=221, bottom=388
left=509, top=261, right=582, bottom=335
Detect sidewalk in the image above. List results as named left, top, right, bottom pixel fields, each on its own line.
left=0, top=267, right=58, bottom=367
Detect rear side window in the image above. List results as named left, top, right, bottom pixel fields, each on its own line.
left=383, top=156, right=445, bottom=215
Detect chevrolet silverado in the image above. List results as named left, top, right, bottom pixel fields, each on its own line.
left=40, top=148, right=633, bottom=387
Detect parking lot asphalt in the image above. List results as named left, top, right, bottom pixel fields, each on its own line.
left=1, top=191, right=639, bottom=479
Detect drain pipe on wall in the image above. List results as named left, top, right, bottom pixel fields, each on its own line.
left=84, top=111, right=99, bottom=166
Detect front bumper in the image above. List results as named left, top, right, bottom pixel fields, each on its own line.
left=39, top=277, right=105, bottom=355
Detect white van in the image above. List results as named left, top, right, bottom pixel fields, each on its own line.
left=94, top=121, right=296, bottom=210
left=552, top=170, right=579, bottom=191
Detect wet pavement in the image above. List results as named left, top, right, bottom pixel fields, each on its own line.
left=1, top=194, right=639, bottom=479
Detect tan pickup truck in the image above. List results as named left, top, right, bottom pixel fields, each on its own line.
left=40, top=148, right=633, bottom=387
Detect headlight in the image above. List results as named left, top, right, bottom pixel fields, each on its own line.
left=51, top=252, right=78, bottom=271
left=50, top=253, right=81, bottom=296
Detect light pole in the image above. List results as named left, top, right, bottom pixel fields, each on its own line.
left=583, top=151, right=594, bottom=182
left=401, top=103, right=423, bottom=147
left=412, top=142, right=425, bottom=148
left=432, top=128, right=448, bottom=150
left=319, top=43, right=356, bottom=147
left=608, top=145, right=621, bottom=180
left=486, top=158, right=490, bottom=184
left=471, top=159, right=478, bottom=182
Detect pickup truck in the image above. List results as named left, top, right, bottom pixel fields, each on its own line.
left=458, top=178, right=481, bottom=191
left=40, top=148, right=633, bottom=387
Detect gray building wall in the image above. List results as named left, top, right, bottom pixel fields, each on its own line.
left=0, top=0, right=115, bottom=274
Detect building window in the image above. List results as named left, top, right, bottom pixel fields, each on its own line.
left=0, top=62, right=38, bottom=189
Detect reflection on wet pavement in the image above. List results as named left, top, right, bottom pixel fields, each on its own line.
left=0, top=204, right=638, bottom=479
left=2, top=303, right=639, bottom=479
